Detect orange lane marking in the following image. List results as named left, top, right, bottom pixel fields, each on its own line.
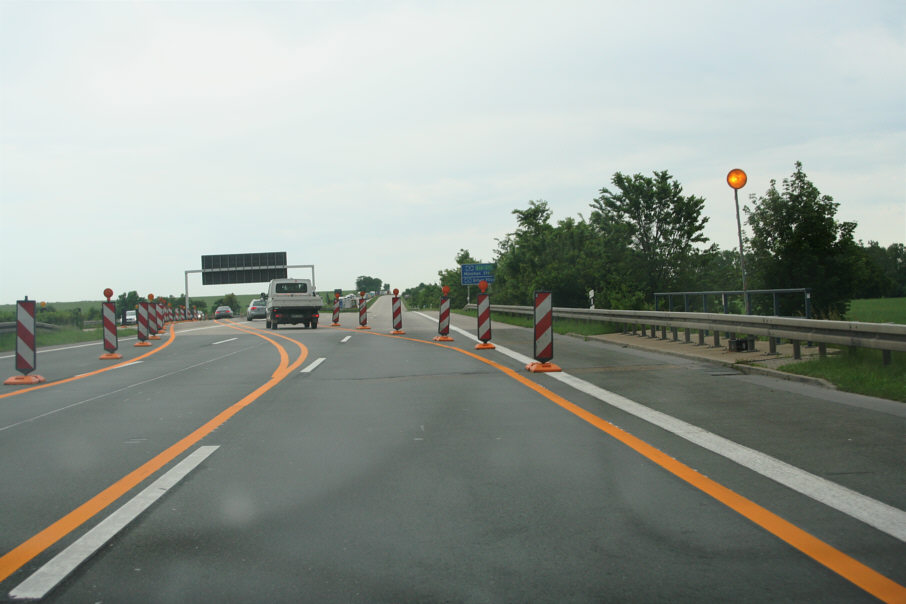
left=214, top=320, right=292, bottom=376
left=0, top=324, right=179, bottom=400
left=347, top=328, right=906, bottom=603
left=0, top=324, right=307, bottom=585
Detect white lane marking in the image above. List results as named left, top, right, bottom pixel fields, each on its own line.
left=414, top=313, right=906, bottom=543
left=301, top=358, right=326, bottom=373
left=74, top=361, right=143, bottom=378
left=212, top=338, right=238, bottom=345
left=10, top=446, right=219, bottom=600
left=341, top=336, right=352, bottom=343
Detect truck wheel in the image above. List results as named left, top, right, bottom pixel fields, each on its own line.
left=304, top=320, right=310, bottom=329
left=311, top=319, right=318, bottom=329
left=265, top=319, right=271, bottom=329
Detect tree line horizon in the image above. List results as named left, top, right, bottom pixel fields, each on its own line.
left=403, top=162, right=905, bottom=319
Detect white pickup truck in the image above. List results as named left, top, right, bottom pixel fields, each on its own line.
left=265, top=277, right=322, bottom=329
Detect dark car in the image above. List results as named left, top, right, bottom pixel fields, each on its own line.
left=246, top=299, right=266, bottom=320
left=214, top=305, right=233, bottom=319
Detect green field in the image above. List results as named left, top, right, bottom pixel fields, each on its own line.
left=846, top=297, right=906, bottom=324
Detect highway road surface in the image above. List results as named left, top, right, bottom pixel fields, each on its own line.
left=0, top=295, right=903, bottom=602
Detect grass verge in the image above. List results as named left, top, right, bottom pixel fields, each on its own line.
left=456, top=309, right=904, bottom=403
left=0, top=327, right=138, bottom=353
left=779, top=348, right=906, bottom=402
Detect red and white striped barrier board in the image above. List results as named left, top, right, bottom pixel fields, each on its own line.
left=357, top=296, right=370, bottom=329
left=391, top=296, right=405, bottom=334
left=135, top=303, right=151, bottom=346
left=148, top=303, right=158, bottom=335
left=102, top=302, right=118, bottom=353
left=156, top=304, right=164, bottom=329
left=332, top=298, right=340, bottom=326
left=475, top=293, right=494, bottom=349
left=434, top=296, right=453, bottom=341
left=15, top=300, right=37, bottom=374
left=527, top=291, right=560, bottom=372
left=4, top=299, right=46, bottom=385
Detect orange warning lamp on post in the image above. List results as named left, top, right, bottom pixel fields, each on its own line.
left=103, top=288, right=113, bottom=302
left=727, top=168, right=750, bottom=314
left=442, top=285, right=451, bottom=296
left=727, top=168, right=747, bottom=190
left=478, top=280, right=488, bottom=294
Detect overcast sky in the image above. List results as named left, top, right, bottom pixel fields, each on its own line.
left=1, top=0, right=904, bottom=304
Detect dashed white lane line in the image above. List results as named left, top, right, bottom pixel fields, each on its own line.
left=412, top=312, right=906, bottom=543
left=301, top=358, right=326, bottom=373
left=10, top=446, right=220, bottom=600
left=212, top=338, right=238, bottom=345
left=341, top=336, right=352, bottom=343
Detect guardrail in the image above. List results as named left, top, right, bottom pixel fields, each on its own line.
left=0, top=321, right=61, bottom=335
left=463, top=304, right=906, bottom=365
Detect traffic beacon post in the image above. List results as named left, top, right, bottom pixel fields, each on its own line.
left=475, top=280, right=494, bottom=350
left=99, top=288, right=123, bottom=360
left=391, top=288, right=405, bottom=335
left=331, top=291, right=341, bottom=327
left=147, top=294, right=160, bottom=340
left=526, top=290, right=561, bottom=372
left=727, top=168, right=750, bottom=315
left=357, top=291, right=371, bottom=329
left=728, top=168, right=756, bottom=352
left=4, top=296, right=46, bottom=385
left=434, top=286, right=454, bottom=342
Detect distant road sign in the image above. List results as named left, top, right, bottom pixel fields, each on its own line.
left=461, top=263, right=495, bottom=285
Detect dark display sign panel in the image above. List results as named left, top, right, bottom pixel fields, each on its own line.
left=201, top=252, right=287, bottom=285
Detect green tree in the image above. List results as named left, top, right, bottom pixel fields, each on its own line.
left=589, top=170, right=710, bottom=299
left=493, top=200, right=556, bottom=304
left=744, top=161, right=860, bottom=317
left=856, top=241, right=906, bottom=298
left=355, top=276, right=383, bottom=294
left=213, top=293, right=241, bottom=313
left=115, top=290, right=144, bottom=321
left=436, top=249, right=480, bottom=308
left=402, top=282, right=442, bottom=309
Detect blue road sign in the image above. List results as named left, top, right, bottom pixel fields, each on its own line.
left=461, top=263, right=495, bottom=285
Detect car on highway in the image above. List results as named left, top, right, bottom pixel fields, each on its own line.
left=246, top=299, right=266, bottom=321
left=123, top=310, right=137, bottom=325
left=214, top=305, right=233, bottom=319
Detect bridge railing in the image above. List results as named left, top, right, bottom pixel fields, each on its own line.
left=463, top=304, right=906, bottom=364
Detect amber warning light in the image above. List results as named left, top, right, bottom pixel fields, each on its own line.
left=727, top=169, right=747, bottom=190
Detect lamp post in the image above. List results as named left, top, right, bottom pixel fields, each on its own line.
left=727, top=168, right=750, bottom=315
